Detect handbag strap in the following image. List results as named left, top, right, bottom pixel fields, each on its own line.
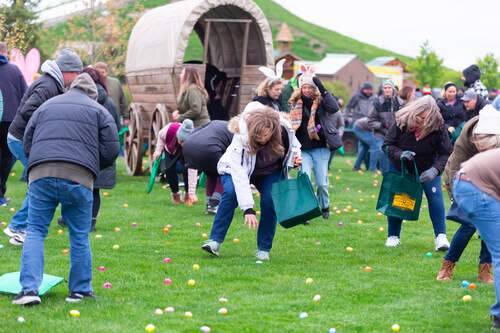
left=400, top=160, right=420, bottom=182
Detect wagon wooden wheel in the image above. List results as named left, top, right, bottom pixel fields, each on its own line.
left=124, top=104, right=144, bottom=175
left=148, top=104, right=170, bottom=172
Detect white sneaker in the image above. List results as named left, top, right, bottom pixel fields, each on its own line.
left=435, top=233, right=450, bottom=251
left=3, top=226, right=18, bottom=238
left=385, top=236, right=401, bottom=248
left=9, top=234, right=25, bottom=246
left=201, top=240, right=220, bottom=257
left=3, top=227, right=26, bottom=246
left=255, top=250, right=270, bottom=261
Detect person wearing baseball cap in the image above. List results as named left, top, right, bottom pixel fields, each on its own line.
left=461, top=88, right=490, bottom=122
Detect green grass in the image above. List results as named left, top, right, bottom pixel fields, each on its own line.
left=0, top=157, right=494, bottom=332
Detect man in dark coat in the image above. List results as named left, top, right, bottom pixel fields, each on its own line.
left=0, top=42, right=27, bottom=205
left=3, top=48, right=82, bottom=246
left=12, top=73, right=119, bottom=306
left=462, top=89, right=491, bottom=121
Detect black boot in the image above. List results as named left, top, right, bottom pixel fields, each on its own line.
left=492, top=315, right=500, bottom=330
left=321, top=208, right=330, bottom=220
left=90, top=219, right=96, bottom=233
left=57, top=217, right=66, bottom=228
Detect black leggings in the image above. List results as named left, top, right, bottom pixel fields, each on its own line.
left=165, top=153, right=188, bottom=193
left=92, top=189, right=100, bottom=221
left=0, top=122, right=14, bottom=197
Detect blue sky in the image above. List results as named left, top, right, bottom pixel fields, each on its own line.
left=274, top=0, right=499, bottom=70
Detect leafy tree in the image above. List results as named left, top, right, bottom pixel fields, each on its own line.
left=477, top=53, right=499, bottom=89
left=408, top=41, right=443, bottom=88
left=0, top=0, right=41, bottom=53
left=440, top=69, right=462, bottom=87
left=63, top=0, right=143, bottom=80
left=323, top=80, right=350, bottom=106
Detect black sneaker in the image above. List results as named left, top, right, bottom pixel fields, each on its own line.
left=321, top=208, right=330, bottom=220
left=492, top=315, right=500, bottom=330
left=57, top=217, right=66, bottom=228
left=205, top=204, right=218, bottom=215
left=12, top=291, right=41, bottom=306
left=65, top=291, right=96, bottom=303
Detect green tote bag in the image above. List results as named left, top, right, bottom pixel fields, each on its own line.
left=376, top=160, right=423, bottom=221
left=271, top=171, right=322, bottom=228
left=147, top=153, right=165, bottom=194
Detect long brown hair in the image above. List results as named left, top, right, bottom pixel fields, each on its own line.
left=246, top=107, right=284, bottom=156
left=395, top=95, right=443, bottom=139
left=178, top=67, right=208, bottom=101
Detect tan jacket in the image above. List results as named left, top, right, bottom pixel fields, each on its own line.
left=444, top=116, right=479, bottom=197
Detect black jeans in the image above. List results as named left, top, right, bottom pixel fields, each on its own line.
left=0, top=122, right=15, bottom=197
left=445, top=222, right=492, bottom=264
left=92, top=189, right=100, bottom=221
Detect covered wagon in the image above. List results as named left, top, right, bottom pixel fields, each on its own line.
left=124, top=0, right=274, bottom=175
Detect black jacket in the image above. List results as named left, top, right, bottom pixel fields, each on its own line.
left=252, top=95, right=282, bottom=111
left=183, top=120, right=233, bottom=174
left=9, top=73, right=64, bottom=139
left=465, top=97, right=490, bottom=121
left=383, top=123, right=452, bottom=175
left=295, top=92, right=339, bottom=150
left=368, top=95, right=403, bottom=136
left=0, top=55, right=27, bottom=122
left=437, top=98, right=465, bottom=129
left=94, top=84, right=120, bottom=189
left=24, top=88, right=120, bottom=177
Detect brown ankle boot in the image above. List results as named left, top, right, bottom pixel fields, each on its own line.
left=478, top=263, right=494, bottom=284
left=436, top=259, right=455, bottom=281
left=171, top=192, right=181, bottom=205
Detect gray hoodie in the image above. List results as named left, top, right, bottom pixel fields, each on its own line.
left=41, top=60, right=64, bottom=91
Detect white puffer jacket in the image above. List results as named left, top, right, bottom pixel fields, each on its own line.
left=217, top=102, right=301, bottom=211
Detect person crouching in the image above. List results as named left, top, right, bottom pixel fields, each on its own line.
left=201, top=102, right=301, bottom=261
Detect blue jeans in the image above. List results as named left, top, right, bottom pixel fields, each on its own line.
left=301, top=148, right=330, bottom=210
left=445, top=222, right=491, bottom=263
left=453, top=179, right=500, bottom=317
left=7, top=134, right=29, bottom=232
left=388, top=175, right=446, bottom=238
left=20, top=177, right=93, bottom=293
left=353, top=127, right=388, bottom=172
left=210, top=171, right=281, bottom=252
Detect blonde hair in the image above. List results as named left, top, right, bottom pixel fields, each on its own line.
left=472, top=134, right=500, bottom=152
left=395, top=95, right=443, bottom=139
left=256, top=78, right=283, bottom=97
left=178, top=67, right=208, bottom=101
left=246, top=107, right=284, bottom=156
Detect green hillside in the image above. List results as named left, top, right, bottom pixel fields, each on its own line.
left=253, top=0, right=412, bottom=63
left=41, top=0, right=411, bottom=65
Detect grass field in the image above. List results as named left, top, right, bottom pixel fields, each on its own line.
left=0, top=156, right=495, bottom=333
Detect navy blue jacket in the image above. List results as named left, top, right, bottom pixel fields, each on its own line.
left=0, top=55, right=27, bottom=122
left=23, top=88, right=120, bottom=177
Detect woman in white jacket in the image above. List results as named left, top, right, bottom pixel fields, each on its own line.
left=202, top=102, right=301, bottom=261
